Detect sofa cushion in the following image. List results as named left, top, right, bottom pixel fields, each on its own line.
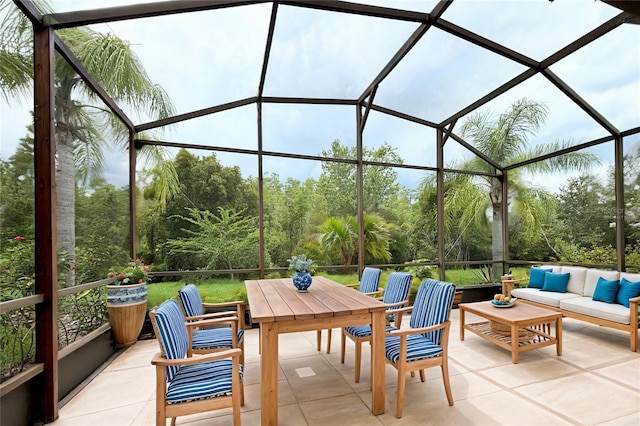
left=528, top=266, right=553, bottom=289
left=511, top=287, right=580, bottom=308
left=592, top=277, right=620, bottom=304
left=560, top=266, right=588, bottom=295
left=560, top=297, right=631, bottom=324
left=619, top=272, right=640, bottom=283
left=615, top=278, right=640, bottom=308
left=541, top=272, right=570, bottom=293
left=584, top=269, right=620, bottom=298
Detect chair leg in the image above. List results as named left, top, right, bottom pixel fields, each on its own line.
left=419, top=369, right=425, bottom=382
left=232, top=386, right=242, bottom=426
left=441, top=359, right=454, bottom=406
left=170, top=418, right=177, bottom=426
left=396, top=368, right=406, bottom=418
left=355, top=340, right=362, bottom=383
left=340, top=330, right=346, bottom=364
left=326, top=329, right=332, bottom=354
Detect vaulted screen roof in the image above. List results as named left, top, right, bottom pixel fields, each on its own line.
left=15, top=0, right=640, bottom=171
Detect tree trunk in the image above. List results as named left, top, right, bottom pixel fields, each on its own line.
left=490, top=176, right=504, bottom=281
left=56, top=136, right=76, bottom=287
left=492, top=204, right=504, bottom=281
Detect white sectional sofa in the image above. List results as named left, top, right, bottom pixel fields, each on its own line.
left=511, top=266, right=640, bottom=352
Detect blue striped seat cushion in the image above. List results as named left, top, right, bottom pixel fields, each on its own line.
left=385, top=334, right=443, bottom=363
left=192, top=328, right=244, bottom=350
left=344, top=325, right=396, bottom=338
left=167, top=359, right=243, bottom=404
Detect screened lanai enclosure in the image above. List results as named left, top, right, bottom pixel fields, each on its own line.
left=0, top=0, right=639, bottom=424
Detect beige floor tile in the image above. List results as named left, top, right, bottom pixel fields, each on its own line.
left=104, top=340, right=159, bottom=372
left=543, top=335, right=632, bottom=369
left=517, top=372, right=640, bottom=425
left=596, top=411, right=640, bottom=425
left=593, top=357, right=640, bottom=390
left=60, top=365, right=155, bottom=417
left=51, top=401, right=148, bottom=425
left=299, top=393, right=383, bottom=425
left=280, top=355, right=354, bottom=401
left=479, top=357, right=580, bottom=388
left=131, top=398, right=156, bottom=426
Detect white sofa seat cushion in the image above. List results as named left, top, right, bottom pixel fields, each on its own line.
left=560, top=297, right=630, bottom=324
left=583, top=269, right=620, bottom=298
left=511, top=288, right=581, bottom=308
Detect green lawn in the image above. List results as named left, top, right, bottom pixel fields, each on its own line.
left=147, top=267, right=531, bottom=308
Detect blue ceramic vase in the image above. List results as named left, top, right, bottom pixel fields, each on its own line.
left=292, top=272, right=313, bottom=292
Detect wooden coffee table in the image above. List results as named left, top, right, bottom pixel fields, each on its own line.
left=459, top=300, right=562, bottom=363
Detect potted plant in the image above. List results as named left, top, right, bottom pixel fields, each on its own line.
left=106, top=259, right=150, bottom=348
left=287, top=254, right=314, bottom=292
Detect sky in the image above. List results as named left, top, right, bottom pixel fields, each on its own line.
left=1, top=0, right=639, bottom=193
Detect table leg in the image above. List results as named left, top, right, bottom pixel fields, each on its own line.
left=371, top=310, right=386, bottom=415
left=511, top=324, right=519, bottom=364
left=260, top=322, right=279, bottom=426
left=556, top=317, right=562, bottom=356
left=459, top=307, right=465, bottom=341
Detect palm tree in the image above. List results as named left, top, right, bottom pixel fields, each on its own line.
left=1, top=0, right=177, bottom=285
left=456, top=97, right=599, bottom=277
left=317, top=214, right=391, bottom=266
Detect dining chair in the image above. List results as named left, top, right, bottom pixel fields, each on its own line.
left=178, top=284, right=245, bottom=365
left=340, top=271, right=412, bottom=383
left=385, top=278, right=456, bottom=418
left=150, top=299, right=243, bottom=426
left=317, top=267, right=383, bottom=353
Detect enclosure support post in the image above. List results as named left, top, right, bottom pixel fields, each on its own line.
left=33, top=25, right=59, bottom=423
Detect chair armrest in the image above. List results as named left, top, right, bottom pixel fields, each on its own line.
left=202, top=301, right=245, bottom=309
left=383, top=299, right=409, bottom=310
left=387, top=305, right=413, bottom=316
left=345, top=283, right=360, bottom=289
left=362, top=288, right=384, bottom=298
left=185, top=316, right=239, bottom=330
left=629, top=295, right=640, bottom=304
left=201, top=301, right=246, bottom=329
left=387, top=320, right=450, bottom=337
left=185, top=311, right=237, bottom=322
left=151, top=348, right=241, bottom=366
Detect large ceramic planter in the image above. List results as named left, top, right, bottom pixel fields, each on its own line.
left=106, top=282, right=147, bottom=348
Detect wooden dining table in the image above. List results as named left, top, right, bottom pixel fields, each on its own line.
left=245, top=276, right=388, bottom=425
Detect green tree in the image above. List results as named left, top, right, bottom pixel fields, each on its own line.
left=557, top=174, right=615, bottom=249
left=164, top=207, right=259, bottom=277
left=0, top=130, right=35, bottom=241
left=1, top=0, right=176, bottom=285
left=139, top=150, right=255, bottom=269
left=458, top=98, right=599, bottom=276
left=317, top=140, right=403, bottom=218
left=317, top=214, right=391, bottom=266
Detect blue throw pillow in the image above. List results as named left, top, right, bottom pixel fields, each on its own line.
left=615, top=278, right=640, bottom=308
left=592, top=277, right=620, bottom=304
left=541, top=272, right=570, bottom=293
left=528, top=267, right=552, bottom=289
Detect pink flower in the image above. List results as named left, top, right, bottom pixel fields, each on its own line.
left=143, top=266, right=150, bottom=272
left=14, top=236, right=25, bottom=241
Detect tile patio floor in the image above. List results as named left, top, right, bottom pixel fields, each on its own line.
left=51, top=309, right=640, bottom=425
